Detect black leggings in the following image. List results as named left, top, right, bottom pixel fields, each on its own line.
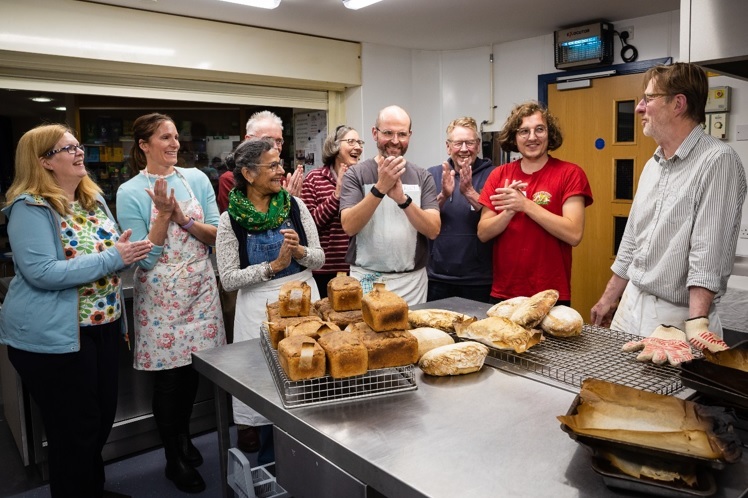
left=152, top=364, right=200, bottom=439
left=8, top=319, right=121, bottom=498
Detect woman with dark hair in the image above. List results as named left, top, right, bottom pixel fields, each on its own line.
left=300, top=125, right=362, bottom=296
left=0, top=123, right=152, bottom=497
left=116, top=113, right=225, bottom=493
left=216, top=138, right=323, bottom=462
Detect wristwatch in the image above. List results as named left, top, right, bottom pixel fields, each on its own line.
left=370, top=185, right=385, bottom=199
left=398, top=194, right=413, bottom=209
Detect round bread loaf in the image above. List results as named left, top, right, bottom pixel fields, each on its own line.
left=408, top=327, right=455, bottom=359
left=486, top=296, right=529, bottom=318
left=418, top=342, right=489, bottom=376
left=540, top=305, right=583, bottom=337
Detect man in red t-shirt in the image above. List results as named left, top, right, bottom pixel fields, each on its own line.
left=477, top=101, right=593, bottom=305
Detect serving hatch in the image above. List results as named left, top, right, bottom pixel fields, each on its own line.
left=260, top=327, right=416, bottom=409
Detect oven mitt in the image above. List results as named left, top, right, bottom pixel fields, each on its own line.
left=621, top=325, right=694, bottom=366
left=684, top=317, right=729, bottom=353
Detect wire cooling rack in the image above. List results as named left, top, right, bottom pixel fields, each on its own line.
left=471, top=324, right=688, bottom=395
left=260, top=329, right=417, bottom=408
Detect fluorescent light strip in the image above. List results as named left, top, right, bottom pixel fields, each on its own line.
left=343, top=0, right=383, bottom=10
left=219, top=0, right=281, bottom=8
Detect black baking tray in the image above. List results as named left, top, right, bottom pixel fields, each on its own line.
left=680, top=370, right=748, bottom=410
left=560, top=391, right=730, bottom=469
left=590, top=455, right=717, bottom=497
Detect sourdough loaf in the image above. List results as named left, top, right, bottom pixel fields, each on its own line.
left=486, top=296, right=529, bottom=319
left=455, top=316, right=543, bottom=353
left=286, top=320, right=341, bottom=340
left=278, top=280, right=312, bottom=317
left=509, top=289, right=559, bottom=328
left=408, top=327, right=455, bottom=359
left=407, top=309, right=470, bottom=332
left=265, top=301, right=321, bottom=349
left=361, top=283, right=409, bottom=332
left=356, top=324, right=419, bottom=369
left=317, top=330, right=368, bottom=378
left=540, top=305, right=583, bottom=337
left=418, top=342, right=489, bottom=376
left=327, top=273, right=363, bottom=312
left=313, top=298, right=363, bottom=328
left=277, top=335, right=326, bottom=381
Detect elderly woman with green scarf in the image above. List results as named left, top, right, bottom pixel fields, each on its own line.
left=216, top=138, right=324, bottom=462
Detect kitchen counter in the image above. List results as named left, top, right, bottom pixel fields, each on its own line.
left=192, top=297, right=748, bottom=498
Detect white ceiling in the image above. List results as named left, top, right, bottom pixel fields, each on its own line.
left=82, top=0, right=680, bottom=51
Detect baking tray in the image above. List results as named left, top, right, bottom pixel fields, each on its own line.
left=680, top=372, right=748, bottom=411
left=260, top=328, right=417, bottom=409
left=464, top=324, right=686, bottom=395
left=560, top=390, right=730, bottom=469
left=590, top=455, right=717, bottom=497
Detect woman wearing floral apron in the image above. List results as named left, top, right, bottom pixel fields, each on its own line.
left=216, top=138, right=324, bottom=464
left=116, top=113, right=225, bottom=494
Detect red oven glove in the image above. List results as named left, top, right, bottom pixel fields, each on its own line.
left=621, top=325, right=694, bottom=366
left=684, top=317, right=729, bottom=353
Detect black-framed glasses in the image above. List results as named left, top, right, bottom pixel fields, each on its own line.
left=447, top=139, right=480, bottom=149
left=43, top=144, right=84, bottom=157
left=517, top=126, right=547, bottom=139
left=376, top=128, right=411, bottom=141
left=338, top=138, right=365, bottom=147
left=248, top=135, right=284, bottom=147
left=248, top=161, right=284, bottom=171
left=641, top=93, right=670, bottom=105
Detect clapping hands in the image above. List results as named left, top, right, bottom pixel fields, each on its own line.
left=115, top=229, right=153, bottom=265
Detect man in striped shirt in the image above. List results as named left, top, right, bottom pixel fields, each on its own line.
left=591, top=63, right=746, bottom=364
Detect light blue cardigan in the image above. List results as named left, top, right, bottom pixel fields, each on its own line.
left=0, top=194, right=128, bottom=353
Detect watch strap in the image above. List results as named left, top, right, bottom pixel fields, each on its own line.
left=398, top=194, right=413, bottom=209
left=370, top=185, right=385, bottom=199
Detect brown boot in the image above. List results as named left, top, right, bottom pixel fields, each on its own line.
left=237, top=426, right=260, bottom=453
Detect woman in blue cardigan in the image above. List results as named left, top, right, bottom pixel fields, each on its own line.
left=0, top=124, right=152, bottom=497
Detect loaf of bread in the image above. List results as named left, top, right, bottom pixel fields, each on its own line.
left=278, top=280, right=312, bottom=318
left=407, top=309, right=471, bottom=332
left=418, top=342, right=489, bottom=376
left=361, top=282, right=409, bottom=332
left=357, top=324, right=419, bottom=369
left=286, top=320, right=341, bottom=340
left=327, top=273, right=363, bottom=312
left=277, top=335, right=326, bottom=381
left=455, top=316, right=542, bottom=353
left=266, top=301, right=321, bottom=349
left=509, top=289, right=559, bottom=328
left=317, top=330, right=368, bottom=378
left=486, top=296, right=529, bottom=319
left=313, top=298, right=363, bottom=328
left=408, top=327, right=455, bottom=359
left=540, top=305, right=583, bottom=337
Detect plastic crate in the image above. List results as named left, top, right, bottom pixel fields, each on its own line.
left=227, top=448, right=289, bottom=498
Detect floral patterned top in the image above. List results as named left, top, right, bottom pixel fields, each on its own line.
left=60, top=202, right=122, bottom=326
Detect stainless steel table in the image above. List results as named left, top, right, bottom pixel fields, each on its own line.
left=192, top=297, right=748, bottom=498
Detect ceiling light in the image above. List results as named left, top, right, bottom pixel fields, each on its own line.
left=30, top=96, right=52, bottom=103
left=219, top=0, right=281, bottom=8
left=343, top=0, right=383, bottom=9
left=54, top=107, right=67, bottom=111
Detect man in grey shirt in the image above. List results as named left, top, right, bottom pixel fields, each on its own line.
left=591, top=62, right=746, bottom=365
left=340, top=105, right=440, bottom=305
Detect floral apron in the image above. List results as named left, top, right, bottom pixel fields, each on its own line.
left=133, top=170, right=225, bottom=370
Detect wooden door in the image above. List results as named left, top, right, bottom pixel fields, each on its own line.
left=548, top=73, right=657, bottom=319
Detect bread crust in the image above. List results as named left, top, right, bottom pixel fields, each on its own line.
left=540, top=305, right=583, bottom=337
left=419, top=342, right=489, bottom=376
left=509, top=289, right=559, bottom=328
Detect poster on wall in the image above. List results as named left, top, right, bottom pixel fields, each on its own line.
left=293, top=111, right=327, bottom=174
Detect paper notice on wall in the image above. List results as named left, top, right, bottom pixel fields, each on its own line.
left=293, top=111, right=327, bottom=174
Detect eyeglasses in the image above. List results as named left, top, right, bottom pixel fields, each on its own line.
left=248, top=161, right=284, bottom=172
left=516, top=126, right=547, bottom=139
left=447, top=139, right=480, bottom=149
left=641, top=93, right=670, bottom=105
left=338, top=138, right=365, bottom=147
left=376, top=128, right=411, bottom=141
left=248, top=135, right=284, bottom=147
left=43, top=144, right=85, bottom=157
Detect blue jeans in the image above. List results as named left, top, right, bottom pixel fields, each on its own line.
left=247, top=220, right=302, bottom=279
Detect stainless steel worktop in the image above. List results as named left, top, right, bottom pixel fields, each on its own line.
left=192, top=297, right=748, bottom=498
